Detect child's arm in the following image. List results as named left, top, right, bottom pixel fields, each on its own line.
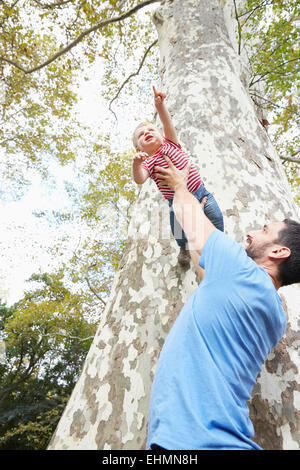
left=153, top=85, right=179, bottom=145
left=132, top=152, right=149, bottom=184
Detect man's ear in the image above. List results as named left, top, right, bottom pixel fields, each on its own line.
left=269, top=246, right=291, bottom=261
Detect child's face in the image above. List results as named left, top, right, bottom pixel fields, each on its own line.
left=134, top=123, right=163, bottom=155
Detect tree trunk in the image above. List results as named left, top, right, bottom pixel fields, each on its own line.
left=48, top=0, right=300, bottom=450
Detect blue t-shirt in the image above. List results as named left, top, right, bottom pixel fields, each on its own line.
left=146, top=230, right=286, bottom=450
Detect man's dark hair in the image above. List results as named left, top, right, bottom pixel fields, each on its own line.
left=276, top=218, right=300, bottom=287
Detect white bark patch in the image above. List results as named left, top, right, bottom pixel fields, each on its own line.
left=259, top=366, right=295, bottom=403
left=281, top=424, right=299, bottom=450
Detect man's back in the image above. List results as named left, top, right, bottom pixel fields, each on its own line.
left=147, top=230, right=286, bottom=450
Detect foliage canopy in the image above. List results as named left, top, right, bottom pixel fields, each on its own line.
left=0, top=273, right=97, bottom=449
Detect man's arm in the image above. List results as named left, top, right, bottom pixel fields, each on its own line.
left=132, top=152, right=149, bottom=184
left=172, top=185, right=216, bottom=256
left=189, top=249, right=205, bottom=280
left=153, top=86, right=179, bottom=145
left=154, top=156, right=216, bottom=256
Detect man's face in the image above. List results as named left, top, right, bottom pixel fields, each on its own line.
left=135, top=124, right=163, bottom=154
left=244, top=221, right=286, bottom=262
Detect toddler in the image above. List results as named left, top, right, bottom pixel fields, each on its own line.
left=132, top=86, right=224, bottom=267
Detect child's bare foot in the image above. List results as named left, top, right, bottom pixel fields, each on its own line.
left=178, top=246, right=190, bottom=267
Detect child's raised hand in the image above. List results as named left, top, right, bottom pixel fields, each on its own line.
left=133, top=151, right=148, bottom=164
left=153, top=85, right=166, bottom=107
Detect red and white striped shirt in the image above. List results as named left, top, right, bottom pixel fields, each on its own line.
left=141, top=137, right=201, bottom=199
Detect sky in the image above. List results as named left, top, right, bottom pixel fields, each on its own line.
left=0, top=68, right=103, bottom=304
left=0, top=161, right=76, bottom=304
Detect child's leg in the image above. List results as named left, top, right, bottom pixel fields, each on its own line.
left=202, top=193, right=224, bottom=232
left=192, top=185, right=224, bottom=232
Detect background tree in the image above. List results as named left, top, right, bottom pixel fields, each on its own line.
left=236, top=0, right=299, bottom=203
left=0, top=273, right=97, bottom=450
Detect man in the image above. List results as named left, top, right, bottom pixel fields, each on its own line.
left=146, top=156, right=300, bottom=451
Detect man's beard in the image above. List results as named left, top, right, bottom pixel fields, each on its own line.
left=246, top=241, right=273, bottom=261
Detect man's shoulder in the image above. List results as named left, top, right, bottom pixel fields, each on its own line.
left=199, top=230, right=251, bottom=275
left=203, top=229, right=240, bottom=252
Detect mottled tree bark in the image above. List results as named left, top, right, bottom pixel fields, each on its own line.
left=48, top=0, right=300, bottom=450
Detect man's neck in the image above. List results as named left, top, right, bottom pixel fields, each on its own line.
left=257, top=262, right=281, bottom=290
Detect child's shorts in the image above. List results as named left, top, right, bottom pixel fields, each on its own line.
left=168, top=183, right=224, bottom=247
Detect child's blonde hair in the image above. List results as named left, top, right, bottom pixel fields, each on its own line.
left=132, top=122, right=162, bottom=150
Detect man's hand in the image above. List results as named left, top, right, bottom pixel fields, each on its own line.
left=155, top=155, right=215, bottom=256
left=133, top=151, right=148, bottom=165
left=200, top=196, right=208, bottom=210
left=154, top=155, right=190, bottom=190
left=153, top=85, right=166, bottom=109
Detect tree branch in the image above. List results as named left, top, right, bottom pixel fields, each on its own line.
left=232, top=0, right=273, bottom=55
left=84, top=275, right=106, bottom=306
left=280, top=152, right=300, bottom=164
left=31, top=0, right=73, bottom=8
left=237, top=0, right=272, bottom=25
left=237, top=0, right=271, bottom=18
left=266, top=36, right=292, bottom=60
left=65, top=0, right=88, bottom=41
left=42, top=331, right=95, bottom=342
left=232, top=0, right=242, bottom=55
left=0, top=0, right=161, bottom=74
left=249, top=58, right=300, bottom=86
left=250, top=91, right=295, bottom=111
left=108, top=38, right=158, bottom=120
